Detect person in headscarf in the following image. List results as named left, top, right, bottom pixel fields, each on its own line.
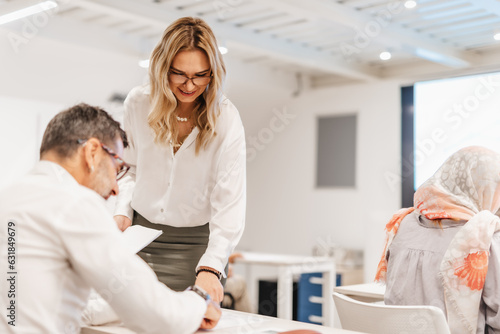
left=376, top=146, right=500, bottom=334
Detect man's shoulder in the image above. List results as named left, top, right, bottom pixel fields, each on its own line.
left=1, top=163, right=103, bottom=204
left=0, top=172, right=106, bottom=226
left=12, top=175, right=100, bottom=203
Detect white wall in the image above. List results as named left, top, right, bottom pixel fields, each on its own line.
left=0, top=96, right=62, bottom=189
left=1, top=25, right=405, bottom=283
left=0, top=28, right=146, bottom=188
left=237, top=81, right=404, bottom=282
left=0, top=28, right=147, bottom=107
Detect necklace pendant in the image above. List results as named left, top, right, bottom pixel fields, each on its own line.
left=176, top=116, right=189, bottom=122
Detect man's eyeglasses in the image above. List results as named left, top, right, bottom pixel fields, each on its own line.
left=77, top=139, right=130, bottom=181
left=168, top=71, right=212, bottom=86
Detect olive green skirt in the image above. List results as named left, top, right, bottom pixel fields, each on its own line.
left=133, top=211, right=226, bottom=291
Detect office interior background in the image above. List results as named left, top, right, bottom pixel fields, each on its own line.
left=2, top=0, right=500, bottom=306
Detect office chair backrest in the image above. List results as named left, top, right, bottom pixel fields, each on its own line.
left=332, top=292, right=451, bottom=334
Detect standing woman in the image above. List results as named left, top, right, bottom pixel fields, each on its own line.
left=114, top=17, right=246, bottom=303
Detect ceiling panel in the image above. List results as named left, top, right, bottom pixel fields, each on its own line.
left=2, top=0, right=500, bottom=87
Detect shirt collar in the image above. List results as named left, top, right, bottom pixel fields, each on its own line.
left=33, top=160, right=80, bottom=186
left=417, top=213, right=466, bottom=229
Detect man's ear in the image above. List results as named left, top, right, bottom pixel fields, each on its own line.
left=82, top=138, right=100, bottom=172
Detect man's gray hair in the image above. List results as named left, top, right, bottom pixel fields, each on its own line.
left=40, top=103, right=128, bottom=158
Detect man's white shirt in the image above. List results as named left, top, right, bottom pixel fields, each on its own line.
left=0, top=161, right=206, bottom=334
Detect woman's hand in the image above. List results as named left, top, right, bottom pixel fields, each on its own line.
left=195, top=269, right=224, bottom=303
left=199, top=300, right=222, bottom=329
left=114, top=215, right=132, bottom=232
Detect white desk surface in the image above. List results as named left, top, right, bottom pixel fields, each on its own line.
left=333, top=282, right=385, bottom=300
left=81, top=309, right=363, bottom=334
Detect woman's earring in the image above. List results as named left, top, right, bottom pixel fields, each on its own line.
left=90, top=166, right=94, bottom=173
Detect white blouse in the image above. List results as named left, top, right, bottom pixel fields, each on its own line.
left=114, top=85, right=246, bottom=276
left=385, top=211, right=500, bottom=333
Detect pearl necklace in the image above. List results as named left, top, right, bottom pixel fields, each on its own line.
left=176, top=115, right=189, bottom=122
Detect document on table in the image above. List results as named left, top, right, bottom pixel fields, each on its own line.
left=121, top=225, right=162, bottom=254
left=212, top=312, right=284, bottom=333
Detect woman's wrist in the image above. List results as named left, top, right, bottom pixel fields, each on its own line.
left=196, top=267, right=221, bottom=280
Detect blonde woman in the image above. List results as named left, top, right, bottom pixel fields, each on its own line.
left=114, top=17, right=246, bottom=303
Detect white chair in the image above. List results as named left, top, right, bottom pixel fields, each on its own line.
left=332, top=292, right=451, bottom=334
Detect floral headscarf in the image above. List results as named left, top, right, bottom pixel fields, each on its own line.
left=375, top=146, right=500, bottom=333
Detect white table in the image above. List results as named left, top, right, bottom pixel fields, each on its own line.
left=333, top=282, right=385, bottom=303
left=234, top=251, right=336, bottom=326
left=81, top=309, right=362, bottom=334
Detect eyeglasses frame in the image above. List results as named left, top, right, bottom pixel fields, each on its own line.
left=77, top=139, right=130, bottom=180
left=167, top=71, right=213, bottom=86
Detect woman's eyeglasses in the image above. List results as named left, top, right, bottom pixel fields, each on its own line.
left=168, top=71, right=212, bottom=86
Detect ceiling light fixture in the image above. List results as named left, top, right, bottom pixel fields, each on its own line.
left=494, top=32, right=500, bottom=41
left=404, top=1, right=417, bottom=9
left=0, top=1, right=58, bottom=26
left=380, top=51, right=392, bottom=60
left=219, top=46, right=228, bottom=55
left=138, top=59, right=150, bottom=69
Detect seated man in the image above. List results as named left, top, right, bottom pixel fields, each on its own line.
left=0, top=104, right=220, bottom=334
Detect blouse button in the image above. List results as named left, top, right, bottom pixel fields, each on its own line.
left=160, top=208, right=164, bottom=213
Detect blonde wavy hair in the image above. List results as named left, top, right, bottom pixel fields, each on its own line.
left=148, top=17, right=226, bottom=153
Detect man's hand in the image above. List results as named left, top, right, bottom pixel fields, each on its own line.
left=195, top=270, right=224, bottom=303
left=114, top=215, right=132, bottom=232
left=199, top=300, right=221, bottom=329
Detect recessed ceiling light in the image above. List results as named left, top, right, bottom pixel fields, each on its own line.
left=0, top=1, right=58, bottom=25
left=494, top=33, right=500, bottom=41
left=380, top=51, right=392, bottom=60
left=404, top=1, right=417, bottom=9
left=138, top=59, right=149, bottom=68
left=219, top=46, right=228, bottom=55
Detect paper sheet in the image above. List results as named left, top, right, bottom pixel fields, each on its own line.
left=121, top=225, right=162, bottom=253
left=212, top=312, right=284, bottom=333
